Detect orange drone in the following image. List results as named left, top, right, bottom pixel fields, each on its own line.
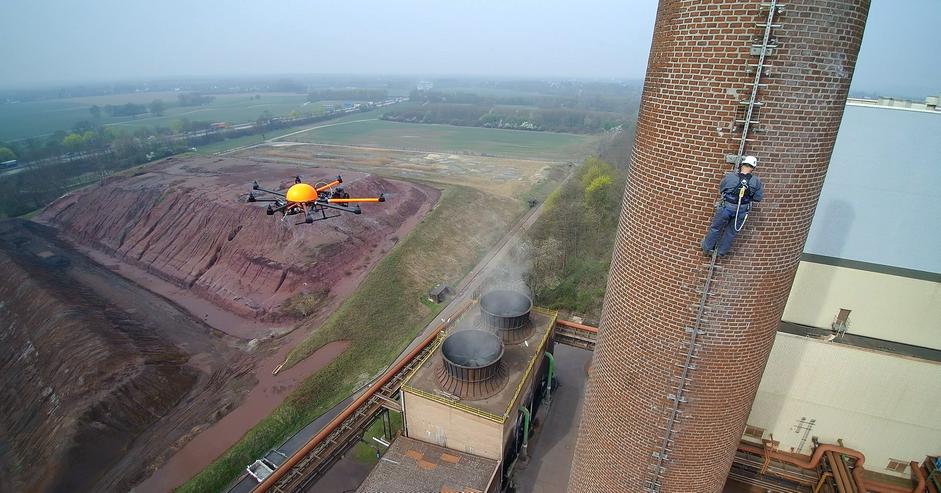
left=247, top=175, right=384, bottom=224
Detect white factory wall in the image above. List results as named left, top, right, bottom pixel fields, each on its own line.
left=782, top=261, right=941, bottom=350
left=748, top=333, right=941, bottom=478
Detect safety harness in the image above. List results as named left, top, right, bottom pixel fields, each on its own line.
left=723, top=174, right=754, bottom=232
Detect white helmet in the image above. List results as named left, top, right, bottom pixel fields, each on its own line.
left=741, top=155, right=758, bottom=168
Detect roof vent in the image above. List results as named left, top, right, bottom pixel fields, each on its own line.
left=435, top=329, right=508, bottom=401
left=479, top=290, right=534, bottom=344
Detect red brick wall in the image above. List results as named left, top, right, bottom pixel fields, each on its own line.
left=568, top=1, right=869, bottom=492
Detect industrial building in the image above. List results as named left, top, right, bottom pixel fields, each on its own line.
left=744, top=99, right=941, bottom=479
left=357, top=290, right=555, bottom=492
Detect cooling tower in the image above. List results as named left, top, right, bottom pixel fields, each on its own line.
left=568, top=1, right=869, bottom=492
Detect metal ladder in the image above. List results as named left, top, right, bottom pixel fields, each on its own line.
left=645, top=249, right=719, bottom=492
left=730, top=0, right=784, bottom=169
left=645, top=3, right=784, bottom=491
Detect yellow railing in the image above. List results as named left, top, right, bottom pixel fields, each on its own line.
left=500, top=308, right=557, bottom=420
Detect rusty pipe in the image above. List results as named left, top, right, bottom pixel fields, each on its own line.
left=254, top=301, right=471, bottom=492
left=866, top=462, right=926, bottom=493
left=555, top=318, right=598, bottom=334
left=738, top=443, right=868, bottom=492
left=814, top=471, right=833, bottom=493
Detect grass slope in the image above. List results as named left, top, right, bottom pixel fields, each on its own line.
left=177, top=185, right=521, bottom=493
left=290, top=119, right=597, bottom=160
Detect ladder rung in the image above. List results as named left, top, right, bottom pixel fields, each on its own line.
left=755, top=23, right=782, bottom=28
left=739, top=101, right=765, bottom=106
left=735, top=119, right=759, bottom=124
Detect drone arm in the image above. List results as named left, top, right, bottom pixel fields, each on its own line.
left=255, top=187, right=286, bottom=197
left=315, top=178, right=342, bottom=192
left=326, top=196, right=384, bottom=203
left=251, top=181, right=286, bottom=197
left=318, top=201, right=362, bottom=214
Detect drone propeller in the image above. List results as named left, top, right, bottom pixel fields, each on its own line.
left=250, top=180, right=286, bottom=197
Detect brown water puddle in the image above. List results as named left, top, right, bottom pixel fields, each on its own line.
left=134, top=340, right=350, bottom=493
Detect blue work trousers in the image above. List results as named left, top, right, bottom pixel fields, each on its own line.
left=702, top=203, right=748, bottom=256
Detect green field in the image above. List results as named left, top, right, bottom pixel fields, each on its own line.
left=0, top=92, right=317, bottom=141
left=289, top=119, right=598, bottom=160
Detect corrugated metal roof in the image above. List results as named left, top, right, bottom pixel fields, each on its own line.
left=804, top=104, right=941, bottom=274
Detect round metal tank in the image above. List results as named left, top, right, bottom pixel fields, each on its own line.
left=435, top=330, right=508, bottom=400
left=480, top=290, right=534, bottom=344
left=480, top=290, right=532, bottom=329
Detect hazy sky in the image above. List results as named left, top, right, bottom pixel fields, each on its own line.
left=1, top=0, right=938, bottom=96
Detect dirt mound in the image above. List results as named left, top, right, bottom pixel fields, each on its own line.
left=0, top=230, right=197, bottom=492
left=38, top=157, right=435, bottom=332
left=0, top=220, right=255, bottom=492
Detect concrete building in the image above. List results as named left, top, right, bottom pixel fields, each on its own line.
left=568, top=2, right=870, bottom=492
left=357, top=292, right=555, bottom=492
left=745, top=101, right=941, bottom=478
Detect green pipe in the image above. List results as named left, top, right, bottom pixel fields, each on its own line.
left=519, top=405, right=531, bottom=459
left=544, top=351, right=555, bottom=405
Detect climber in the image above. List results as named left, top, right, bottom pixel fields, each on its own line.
left=701, top=155, right=764, bottom=256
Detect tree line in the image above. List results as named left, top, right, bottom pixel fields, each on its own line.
left=520, top=156, right=627, bottom=317
left=85, top=93, right=214, bottom=121
left=408, top=87, right=641, bottom=114
left=307, top=89, right=388, bottom=102
left=380, top=102, right=628, bottom=134
left=513, top=117, right=636, bottom=319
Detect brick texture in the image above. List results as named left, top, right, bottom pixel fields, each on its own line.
left=567, top=1, right=869, bottom=492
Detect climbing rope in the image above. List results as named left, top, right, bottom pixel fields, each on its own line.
left=733, top=181, right=749, bottom=232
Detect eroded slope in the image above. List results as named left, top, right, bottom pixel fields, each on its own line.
left=39, top=157, right=434, bottom=330
left=0, top=231, right=196, bottom=492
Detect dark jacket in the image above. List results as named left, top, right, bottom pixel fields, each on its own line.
left=720, top=171, right=763, bottom=205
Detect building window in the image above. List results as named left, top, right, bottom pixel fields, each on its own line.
left=886, top=459, right=909, bottom=473
left=743, top=425, right=765, bottom=440
left=832, top=308, right=851, bottom=332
